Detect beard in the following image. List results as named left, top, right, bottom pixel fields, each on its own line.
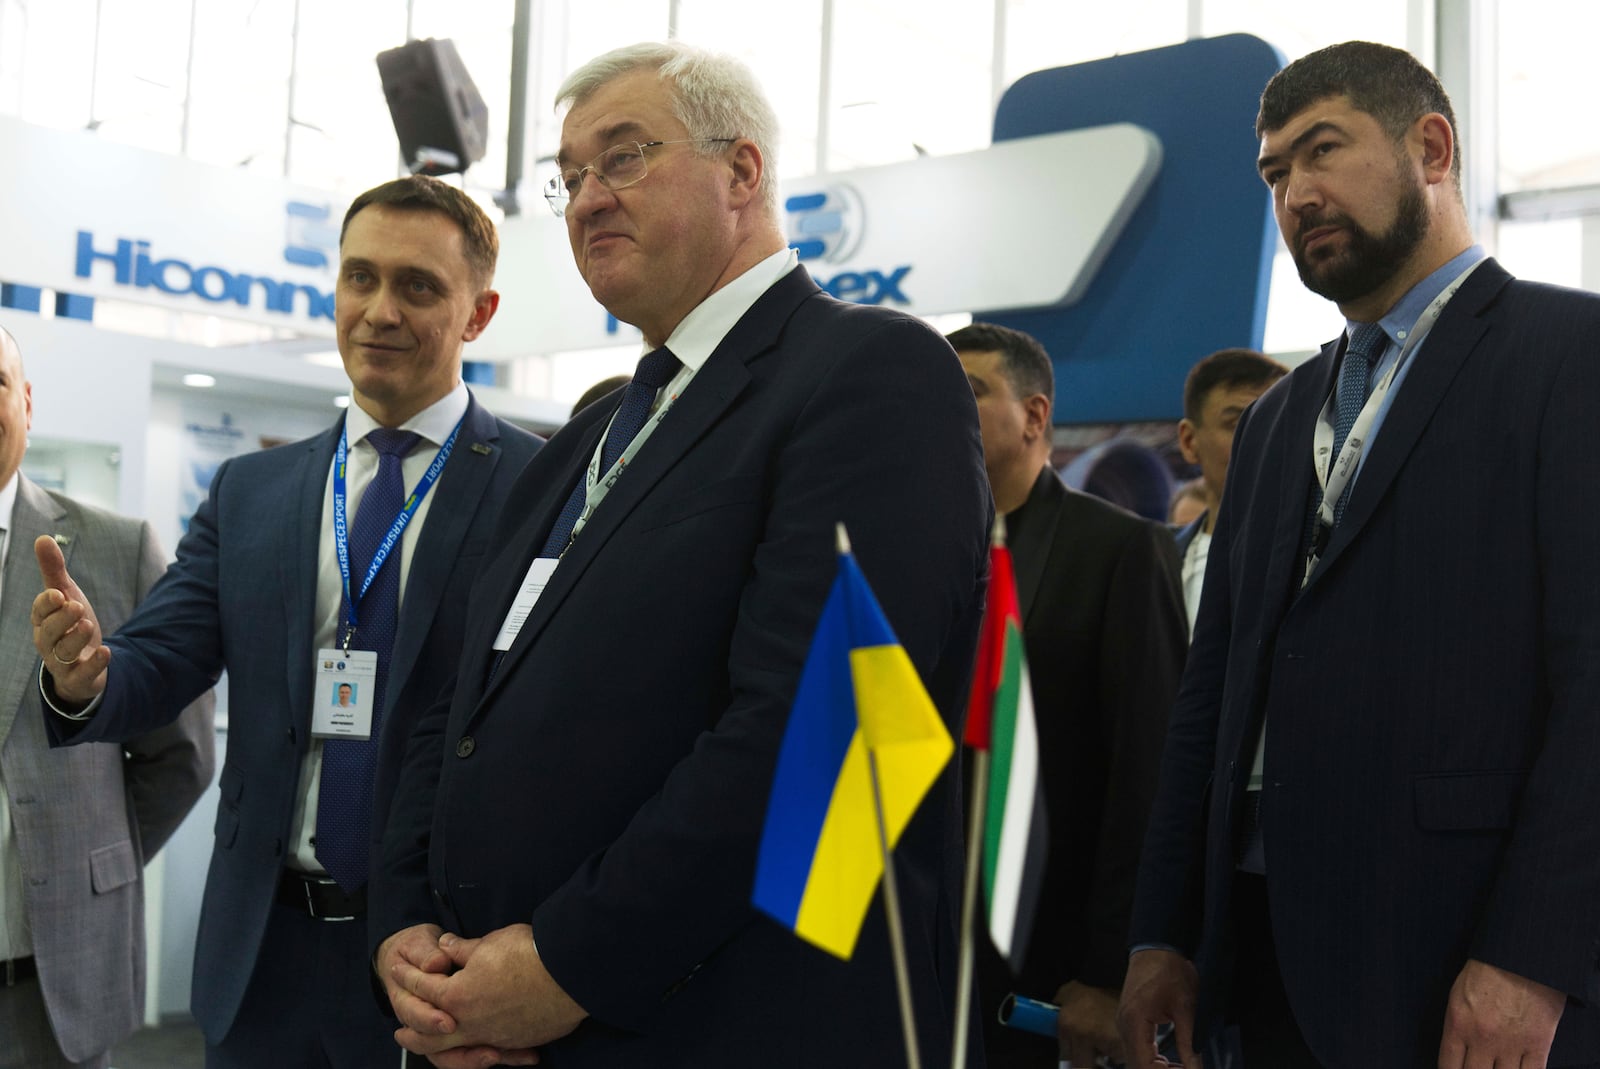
left=1291, top=171, right=1429, bottom=305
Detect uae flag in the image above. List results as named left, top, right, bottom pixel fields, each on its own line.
left=964, top=536, right=1048, bottom=971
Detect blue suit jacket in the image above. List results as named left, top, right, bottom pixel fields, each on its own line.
left=1131, top=259, right=1600, bottom=1066
left=48, top=393, right=541, bottom=1043
left=372, top=267, right=992, bottom=1067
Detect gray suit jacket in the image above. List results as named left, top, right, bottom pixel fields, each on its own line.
left=1, top=475, right=214, bottom=1061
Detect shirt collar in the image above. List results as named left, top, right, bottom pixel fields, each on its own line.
left=0, top=471, right=18, bottom=535
left=656, top=247, right=799, bottom=372
left=345, top=381, right=470, bottom=448
left=1349, top=244, right=1486, bottom=348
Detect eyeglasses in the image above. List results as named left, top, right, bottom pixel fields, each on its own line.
left=543, top=138, right=736, bottom=217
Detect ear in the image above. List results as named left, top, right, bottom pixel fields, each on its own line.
left=1177, top=417, right=1200, bottom=465
left=462, top=289, right=500, bottom=342
left=726, top=139, right=763, bottom=209
left=1413, top=112, right=1455, bottom=188
left=1023, top=393, right=1052, bottom=444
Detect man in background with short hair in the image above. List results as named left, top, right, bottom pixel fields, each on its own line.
left=1172, top=348, right=1285, bottom=632
left=948, top=321, right=1185, bottom=1069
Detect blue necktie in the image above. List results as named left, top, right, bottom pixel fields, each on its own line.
left=1328, top=322, right=1387, bottom=527
left=1304, top=323, right=1387, bottom=559
left=316, top=426, right=420, bottom=891
left=539, top=346, right=680, bottom=558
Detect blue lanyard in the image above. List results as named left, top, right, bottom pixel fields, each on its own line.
left=332, top=416, right=463, bottom=645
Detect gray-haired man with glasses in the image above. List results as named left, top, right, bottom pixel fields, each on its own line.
left=371, top=39, right=990, bottom=1069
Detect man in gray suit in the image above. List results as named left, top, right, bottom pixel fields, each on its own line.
left=0, top=323, right=214, bottom=1068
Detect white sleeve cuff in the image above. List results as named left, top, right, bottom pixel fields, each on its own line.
left=38, top=662, right=103, bottom=720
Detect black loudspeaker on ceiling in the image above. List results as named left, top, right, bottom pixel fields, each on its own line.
left=376, top=38, right=489, bottom=176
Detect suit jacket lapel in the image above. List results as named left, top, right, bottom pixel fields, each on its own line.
left=387, top=396, right=501, bottom=714
left=452, top=411, right=607, bottom=705
left=477, top=267, right=818, bottom=709
left=1266, top=347, right=1337, bottom=609
left=284, top=424, right=339, bottom=728
left=1305, top=260, right=1510, bottom=589
left=0, top=478, right=69, bottom=747
left=1009, top=468, right=1065, bottom=627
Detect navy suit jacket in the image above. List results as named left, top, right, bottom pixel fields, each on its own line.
left=372, top=266, right=991, bottom=1067
left=47, top=393, right=541, bottom=1043
left=1131, top=259, right=1600, bottom=1066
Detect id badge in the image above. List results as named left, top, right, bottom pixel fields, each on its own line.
left=492, top=557, right=559, bottom=651
left=312, top=648, right=378, bottom=739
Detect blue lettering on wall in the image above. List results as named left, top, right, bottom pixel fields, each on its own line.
left=809, top=265, right=912, bottom=306
left=74, top=231, right=336, bottom=321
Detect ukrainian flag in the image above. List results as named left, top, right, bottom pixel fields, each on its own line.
left=752, top=535, right=954, bottom=960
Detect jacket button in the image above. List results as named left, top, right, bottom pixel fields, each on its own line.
left=287, top=726, right=297, bottom=744
left=456, top=736, right=475, bottom=758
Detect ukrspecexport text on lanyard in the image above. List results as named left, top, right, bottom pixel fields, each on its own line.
left=332, top=416, right=464, bottom=651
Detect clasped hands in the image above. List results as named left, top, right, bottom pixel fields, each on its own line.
left=378, top=922, right=587, bottom=1068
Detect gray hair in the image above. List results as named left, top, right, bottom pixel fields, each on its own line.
left=556, top=42, right=781, bottom=217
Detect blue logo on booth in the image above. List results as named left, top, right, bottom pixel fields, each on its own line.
left=284, top=201, right=338, bottom=270
left=785, top=185, right=864, bottom=264
left=785, top=184, right=910, bottom=307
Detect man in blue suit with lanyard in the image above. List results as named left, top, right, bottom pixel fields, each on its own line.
left=1120, top=42, right=1600, bottom=1068
left=30, top=175, right=542, bottom=1068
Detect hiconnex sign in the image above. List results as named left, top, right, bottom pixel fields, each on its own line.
left=74, top=231, right=336, bottom=321
left=475, top=124, right=1162, bottom=359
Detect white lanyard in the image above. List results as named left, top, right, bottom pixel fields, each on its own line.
left=490, top=367, right=693, bottom=653
left=563, top=377, right=685, bottom=552
left=1303, top=259, right=1483, bottom=583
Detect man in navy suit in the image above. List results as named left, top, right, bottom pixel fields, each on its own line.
left=31, top=176, right=542, bottom=1067
left=1120, top=42, right=1600, bottom=1068
left=370, top=41, right=989, bottom=1068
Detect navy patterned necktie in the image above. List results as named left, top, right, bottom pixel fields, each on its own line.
left=1302, top=323, right=1387, bottom=563
left=539, top=346, right=681, bottom=558
left=1328, top=322, right=1387, bottom=527
left=317, top=426, right=420, bottom=890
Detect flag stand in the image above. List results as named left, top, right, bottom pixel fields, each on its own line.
left=950, top=748, right=989, bottom=1069
left=868, top=748, right=924, bottom=1069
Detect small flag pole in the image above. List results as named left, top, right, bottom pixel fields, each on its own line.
left=951, top=515, right=1005, bottom=1069
left=840, top=523, right=923, bottom=1069
left=951, top=747, right=989, bottom=1068
left=869, top=747, right=923, bottom=1069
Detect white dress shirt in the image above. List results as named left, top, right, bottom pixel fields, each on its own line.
left=286, top=382, right=469, bottom=875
